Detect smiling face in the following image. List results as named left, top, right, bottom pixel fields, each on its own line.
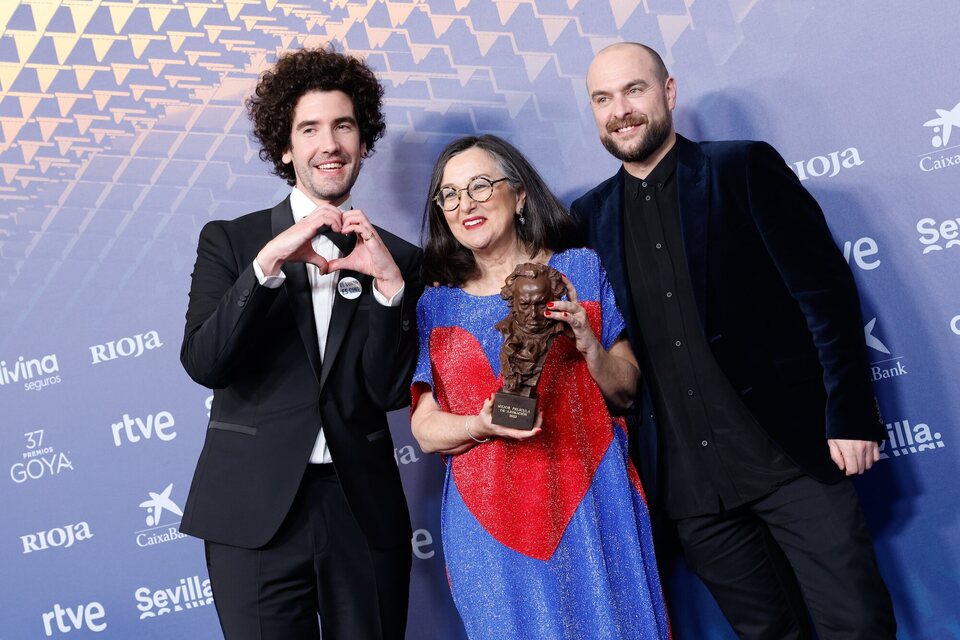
left=587, top=44, right=676, bottom=169
left=439, top=146, right=525, bottom=258
left=281, top=90, right=366, bottom=206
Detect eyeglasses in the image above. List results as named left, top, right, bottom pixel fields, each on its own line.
left=434, top=177, right=509, bottom=211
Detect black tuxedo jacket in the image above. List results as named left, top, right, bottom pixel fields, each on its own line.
left=179, top=197, right=422, bottom=550
left=571, top=135, right=884, bottom=490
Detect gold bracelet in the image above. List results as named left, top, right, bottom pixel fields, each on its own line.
left=464, top=417, right=490, bottom=444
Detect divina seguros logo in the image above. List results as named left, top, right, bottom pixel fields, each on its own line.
left=135, top=483, right=187, bottom=547
left=918, top=101, right=960, bottom=173
left=0, top=352, right=61, bottom=392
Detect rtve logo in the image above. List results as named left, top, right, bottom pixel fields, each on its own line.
left=919, top=101, right=960, bottom=172
left=111, top=411, right=177, bottom=447
left=89, top=331, right=162, bottom=364
left=41, top=602, right=106, bottom=636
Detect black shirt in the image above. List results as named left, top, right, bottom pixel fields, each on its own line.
left=622, top=143, right=799, bottom=519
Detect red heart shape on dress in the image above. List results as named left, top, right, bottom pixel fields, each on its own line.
left=430, top=302, right=617, bottom=560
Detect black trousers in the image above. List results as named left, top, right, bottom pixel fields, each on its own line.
left=675, top=475, right=895, bottom=640
left=205, top=464, right=412, bottom=640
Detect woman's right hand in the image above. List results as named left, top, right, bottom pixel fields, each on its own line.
left=469, top=392, right=543, bottom=442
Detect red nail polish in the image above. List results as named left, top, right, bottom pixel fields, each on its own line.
left=544, top=310, right=552, bottom=316
left=546, top=302, right=554, bottom=308
left=563, top=312, right=568, bottom=317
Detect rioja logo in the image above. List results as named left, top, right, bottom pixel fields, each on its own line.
left=790, top=147, right=863, bottom=181
left=89, top=331, right=162, bottom=364
left=21, top=522, right=93, bottom=554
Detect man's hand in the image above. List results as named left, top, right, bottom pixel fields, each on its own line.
left=327, top=208, right=403, bottom=298
left=256, top=205, right=344, bottom=276
left=828, top=438, right=880, bottom=476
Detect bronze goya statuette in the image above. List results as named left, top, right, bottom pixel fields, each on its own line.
left=492, top=262, right=566, bottom=429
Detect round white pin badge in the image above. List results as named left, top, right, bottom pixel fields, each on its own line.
left=337, top=277, right=362, bottom=300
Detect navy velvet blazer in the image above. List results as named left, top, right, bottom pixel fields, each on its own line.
left=571, top=135, right=884, bottom=491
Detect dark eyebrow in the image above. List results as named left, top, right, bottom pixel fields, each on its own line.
left=295, top=116, right=357, bottom=131
left=590, top=79, right=649, bottom=100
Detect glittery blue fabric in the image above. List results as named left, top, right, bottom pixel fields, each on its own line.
left=414, top=249, right=671, bottom=639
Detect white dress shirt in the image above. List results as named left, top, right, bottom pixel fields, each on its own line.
left=252, top=187, right=403, bottom=463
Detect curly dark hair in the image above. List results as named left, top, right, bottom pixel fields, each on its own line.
left=421, top=135, right=581, bottom=287
left=246, top=46, right=386, bottom=186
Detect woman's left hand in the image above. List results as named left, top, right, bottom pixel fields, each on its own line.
left=545, top=275, right=602, bottom=358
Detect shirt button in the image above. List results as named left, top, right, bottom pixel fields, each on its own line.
left=641, top=181, right=647, bottom=187
left=655, top=243, right=662, bottom=249
left=701, top=440, right=708, bottom=447
left=665, top=291, right=673, bottom=298
left=687, top=389, right=694, bottom=396
left=645, top=195, right=651, bottom=201
left=674, top=340, right=682, bottom=347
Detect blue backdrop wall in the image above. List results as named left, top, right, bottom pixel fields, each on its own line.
left=2, top=1, right=958, bottom=638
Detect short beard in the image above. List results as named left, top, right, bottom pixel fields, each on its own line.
left=601, top=115, right=672, bottom=164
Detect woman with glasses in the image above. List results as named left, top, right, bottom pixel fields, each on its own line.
left=410, top=135, right=670, bottom=639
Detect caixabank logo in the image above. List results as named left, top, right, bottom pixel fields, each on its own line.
left=0, top=352, right=62, bottom=392
left=135, top=483, right=187, bottom=548
left=9, top=429, right=74, bottom=485
left=863, top=318, right=909, bottom=382
left=918, top=101, right=960, bottom=173
left=135, top=575, right=213, bottom=619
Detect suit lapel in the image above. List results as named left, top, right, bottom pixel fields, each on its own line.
left=270, top=198, right=322, bottom=383
left=319, top=270, right=367, bottom=391
left=595, top=169, right=635, bottom=330
left=676, top=135, right=710, bottom=330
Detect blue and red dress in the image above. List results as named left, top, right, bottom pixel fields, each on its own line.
left=413, top=248, right=670, bottom=639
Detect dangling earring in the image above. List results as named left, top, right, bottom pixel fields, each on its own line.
left=517, top=205, right=526, bottom=226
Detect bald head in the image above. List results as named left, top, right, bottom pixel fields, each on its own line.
left=591, top=43, right=669, bottom=84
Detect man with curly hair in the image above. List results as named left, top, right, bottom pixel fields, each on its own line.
left=179, top=47, right=422, bottom=639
